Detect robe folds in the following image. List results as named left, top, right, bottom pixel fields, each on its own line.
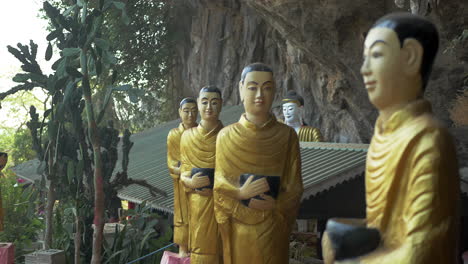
left=298, top=126, right=322, bottom=142
left=167, top=123, right=193, bottom=247
left=214, top=114, right=303, bottom=264
left=359, top=99, right=460, bottom=264
left=180, top=122, right=223, bottom=264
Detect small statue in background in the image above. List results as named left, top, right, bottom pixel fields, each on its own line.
left=167, top=98, right=198, bottom=257
left=180, top=86, right=224, bottom=264
left=322, top=12, right=460, bottom=264
left=282, top=90, right=322, bottom=142
left=214, top=63, right=303, bottom=264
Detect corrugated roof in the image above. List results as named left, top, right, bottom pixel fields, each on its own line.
left=117, top=109, right=369, bottom=213
left=117, top=105, right=245, bottom=213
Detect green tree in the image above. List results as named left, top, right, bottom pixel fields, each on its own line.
left=0, top=1, right=165, bottom=262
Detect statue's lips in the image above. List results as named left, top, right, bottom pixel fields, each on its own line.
left=365, top=80, right=376, bottom=90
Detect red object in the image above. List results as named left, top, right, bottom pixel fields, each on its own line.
left=0, top=243, right=14, bottom=264
left=128, top=202, right=136, bottom=209
left=160, top=251, right=190, bottom=264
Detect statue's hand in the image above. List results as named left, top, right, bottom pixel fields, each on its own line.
left=238, top=175, right=269, bottom=200
left=180, top=171, right=194, bottom=188
left=191, top=172, right=210, bottom=189
left=322, top=231, right=336, bottom=264
left=248, top=194, right=275, bottom=210
left=196, top=188, right=213, bottom=196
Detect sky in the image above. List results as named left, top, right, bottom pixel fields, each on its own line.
left=0, top=0, right=50, bottom=131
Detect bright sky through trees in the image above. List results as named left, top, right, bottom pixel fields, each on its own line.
left=0, top=0, right=50, bottom=130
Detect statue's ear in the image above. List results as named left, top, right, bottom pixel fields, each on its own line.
left=178, top=107, right=183, bottom=117
left=239, top=80, right=244, bottom=102
left=402, top=38, right=423, bottom=76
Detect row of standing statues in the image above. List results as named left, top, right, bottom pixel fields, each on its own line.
left=165, top=13, right=461, bottom=264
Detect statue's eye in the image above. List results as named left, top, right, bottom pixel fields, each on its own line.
left=372, top=51, right=383, bottom=58
left=248, top=86, right=257, bottom=91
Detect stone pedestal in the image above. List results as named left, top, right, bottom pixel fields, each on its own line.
left=0, top=243, right=14, bottom=264
left=160, top=251, right=190, bottom=264
left=24, top=249, right=65, bottom=264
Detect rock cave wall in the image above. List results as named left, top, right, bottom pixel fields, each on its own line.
left=167, top=0, right=467, bottom=164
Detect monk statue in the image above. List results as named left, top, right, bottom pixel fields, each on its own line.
left=180, top=86, right=224, bottom=264
left=321, top=13, right=460, bottom=264
left=214, top=63, right=304, bottom=264
left=0, top=152, right=7, bottom=231
left=282, top=90, right=322, bottom=142
left=167, top=98, right=198, bottom=257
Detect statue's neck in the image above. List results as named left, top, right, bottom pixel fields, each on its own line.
left=200, top=119, right=219, bottom=132
left=285, top=120, right=302, bottom=131
left=245, top=112, right=270, bottom=127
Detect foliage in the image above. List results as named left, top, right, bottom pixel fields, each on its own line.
left=0, top=177, right=44, bottom=262
left=0, top=0, right=165, bottom=262
left=103, top=203, right=174, bottom=264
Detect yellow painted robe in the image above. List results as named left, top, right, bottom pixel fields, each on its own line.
left=214, top=114, right=303, bottom=264
left=180, top=122, right=223, bottom=264
left=359, top=99, right=459, bottom=264
left=298, top=126, right=322, bottom=142
left=167, top=123, right=193, bottom=247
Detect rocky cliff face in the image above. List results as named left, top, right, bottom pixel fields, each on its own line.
left=168, top=0, right=467, bottom=152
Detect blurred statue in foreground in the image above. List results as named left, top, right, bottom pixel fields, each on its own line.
left=322, top=13, right=460, bottom=264
left=214, top=63, right=303, bottom=264
left=180, top=86, right=223, bottom=263
left=282, top=90, right=322, bottom=142
left=167, top=98, right=198, bottom=257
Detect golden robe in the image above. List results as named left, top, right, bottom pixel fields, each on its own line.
left=298, top=126, right=322, bottom=142
left=180, top=122, right=223, bottom=264
left=167, top=123, right=193, bottom=247
left=214, top=114, right=303, bottom=264
left=360, top=99, right=459, bottom=264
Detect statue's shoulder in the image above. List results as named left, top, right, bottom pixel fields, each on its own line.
left=217, top=122, right=242, bottom=140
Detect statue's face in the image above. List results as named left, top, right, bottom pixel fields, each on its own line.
left=282, top=102, right=301, bottom=123
left=240, top=71, right=275, bottom=117
left=179, top=102, right=197, bottom=127
left=198, top=91, right=222, bottom=121
left=0, top=155, right=7, bottom=172
left=361, top=27, right=405, bottom=110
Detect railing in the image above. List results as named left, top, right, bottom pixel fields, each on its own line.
left=126, top=242, right=176, bottom=264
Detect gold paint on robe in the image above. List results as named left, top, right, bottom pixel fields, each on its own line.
left=167, top=123, right=193, bottom=247
left=180, top=122, right=223, bottom=264
left=214, top=114, right=303, bottom=264
left=298, top=126, right=322, bottom=142
left=360, top=99, right=459, bottom=263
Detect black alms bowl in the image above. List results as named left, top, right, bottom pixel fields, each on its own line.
left=326, top=219, right=381, bottom=260
left=191, top=168, right=215, bottom=190
left=239, top=174, right=280, bottom=206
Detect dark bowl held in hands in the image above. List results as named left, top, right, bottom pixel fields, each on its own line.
left=326, top=219, right=381, bottom=260
left=191, top=168, right=215, bottom=190
left=239, top=174, right=280, bottom=206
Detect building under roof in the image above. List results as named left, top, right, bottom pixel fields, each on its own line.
left=116, top=105, right=370, bottom=218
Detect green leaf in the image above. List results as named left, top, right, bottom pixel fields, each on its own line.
left=102, top=50, right=117, bottom=65
left=66, top=67, right=83, bottom=78
left=46, top=30, right=61, bottom=41
left=45, top=42, right=53, bottom=61
left=113, top=84, right=131, bottom=91
left=37, top=161, right=46, bottom=175
left=77, top=0, right=85, bottom=7
left=63, top=4, right=77, bottom=16
left=94, top=38, right=109, bottom=51
left=12, top=73, right=30, bottom=83
left=111, top=1, right=129, bottom=25
left=62, top=48, right=81, bottom=57
left=67, top=160, right=75, bottom=185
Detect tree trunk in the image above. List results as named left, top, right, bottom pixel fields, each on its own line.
left=74, top=214, right=81, bottom=264
left=44, top=182, right=55, bottom=249
left=79, top=5, right=105, bottom=260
